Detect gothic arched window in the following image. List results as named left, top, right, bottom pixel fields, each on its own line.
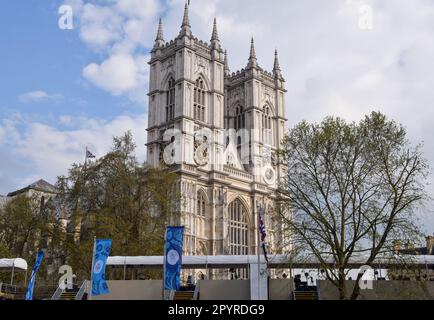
left=235, top=105, right=245, bottom=131
left=262, top=106, right=272, bottom=144
left=197, top=191, right=206, bottom=217
left=166, top=78, right=175, bottom=122
left=262, top=106, right=271, bottom=130
left=194, top=78, right=206, bottom=122
left=228, top=199, right=249, bottom=256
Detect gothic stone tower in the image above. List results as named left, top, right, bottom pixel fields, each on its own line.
left=146, top=4, right=288, bottom=273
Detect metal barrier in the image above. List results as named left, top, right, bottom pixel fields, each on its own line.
left=75, top=280, right=89, bottom=300
left=50, top=285, right=64, bottom=300
left=0, top=283, right=17, bottom=294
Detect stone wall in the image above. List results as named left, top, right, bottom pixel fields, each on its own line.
left=268, top=279, right=293, bottom=300
left=318, top=280, right=434, bottom=300
left=198, top=280, right=250, bottom=300
left=91, top=280, right=162, bottom=300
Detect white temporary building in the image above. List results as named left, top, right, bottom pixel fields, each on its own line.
left=107, top=255, right=272, bottom=300
left=0, top=258, right=28, bottom=272
left=107, top=255, right=273, bottom=268
left=107, top=254, right=434, bottom=269
left=106, top=254, right=434, bottom=300
left=0, top=258, right=28, bottom=286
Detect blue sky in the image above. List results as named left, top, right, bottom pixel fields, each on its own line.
left=1, top=0, right=434, bottom=230
left=0, top=0, right=144, bottom=120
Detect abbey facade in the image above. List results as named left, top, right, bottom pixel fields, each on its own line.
left=146, top=4, right=288, bottom=265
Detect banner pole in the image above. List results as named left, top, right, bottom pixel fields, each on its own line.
left=89, top=236, right=96, bottom=301
left=84, top=146, right=88, bottom=171
left=10, top=264, right=15, bottom=285
left=257, top=204, right=261, bottom=300
left=162, top=227, right=167, bottom=300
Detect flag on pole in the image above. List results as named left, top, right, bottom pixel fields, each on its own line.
left=164, top=226, right=184, bottom=291
left=86, top=149, right=96, bottom=159
left=258, top=206, right=269, bottom=263
left=91, top=239, right=112, bottom=296
left=25, top=251, right=45, bottom=300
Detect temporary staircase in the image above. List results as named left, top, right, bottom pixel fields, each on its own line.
left=51, top=280, right=89, bottom=300
left=293, top=291, right=318, bottom=300
left=173, top=291, right=195, bottom=300
left=59, top=290, right=79, bottom=300
left=0, top=283, right=17, bottom=300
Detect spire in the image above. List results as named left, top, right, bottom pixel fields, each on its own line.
left=273, top=49, right=280, bottom=71
left=247, top=37, right=258, bottom=68
left=224, top=49, right=230, bottom=75
left=179, top=1, right=192, bottom=37
left=273, top=49, right=282, bottom=77
left=154, top=18, right=164, bottom=48
left=249, top=37, right=257, bottom=60
left=211, top=17, right=221, bottom=51
left=211, top=18, right=219, bottom=42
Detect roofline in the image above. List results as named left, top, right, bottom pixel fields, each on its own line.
left=7, top=185, right=58, bottom=197
left=107, top=254, right=434, bottom=269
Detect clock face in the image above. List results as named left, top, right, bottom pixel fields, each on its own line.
left=163, top=146, right=175, bottom=166
left=194, top=150, right=208, bottom=166
left=263, top=165, right=276, bottom=185
left=265, top=168, right=274, bottom=180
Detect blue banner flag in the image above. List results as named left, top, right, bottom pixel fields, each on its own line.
left=164, top=226, right=184, bottom=291
left=25, top=250, right=45, bottom=300
left=91, top=239, right=112, bottom=296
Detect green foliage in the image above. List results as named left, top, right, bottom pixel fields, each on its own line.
left=0, top=194, right=64, bottom=285
left=56, top=131, right=181, bottom=281
left=0, top=131, right=181, bottom=285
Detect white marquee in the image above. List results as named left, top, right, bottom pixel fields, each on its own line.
left=0, top=258, right=28, bottom=272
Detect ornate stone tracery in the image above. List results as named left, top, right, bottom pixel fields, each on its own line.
left=146, top=9, right=288, bottom=271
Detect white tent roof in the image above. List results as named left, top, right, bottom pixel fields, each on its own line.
left=107, top=255, right=273, bottom=268
left=107, top=254, right=434, bottom=269
left=0, top=258, right=28, bottom=271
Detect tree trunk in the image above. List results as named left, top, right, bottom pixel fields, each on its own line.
left=350, top=273, right=363, bottom=300
left=338, top=269, right=347, bottom=300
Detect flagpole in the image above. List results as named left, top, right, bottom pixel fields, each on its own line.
left=162, top=227, right=167, bottom=300
left=73, top=146, right=89, bottom=237
left=257, top=203, right=261, bottom=300
left=84, top=146, right=88, bottom=171
left=89, top=236, right=96, bottom=301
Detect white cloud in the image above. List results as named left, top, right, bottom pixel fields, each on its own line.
left=65, top=0, right=161, bottom=105
left=115, top=0, right=160, bottom=19
left=83, top=54, right=140, bottom=96
left=79, top=4, right=123, bottom=50
left=24, top=0, right=432, bottom=229
left=19, top=91, right=64, bottom=103
left=0, top=113, right=147, bottom=194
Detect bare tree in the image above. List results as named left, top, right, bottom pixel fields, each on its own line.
left=277, top=112, right=430, bottom=300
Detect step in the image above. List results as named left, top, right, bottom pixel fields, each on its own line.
left=294, top=291, right=318, bottom=301
left=174, top=291, right=195, bottom=301
left=59, top=291, right=79, bottom=300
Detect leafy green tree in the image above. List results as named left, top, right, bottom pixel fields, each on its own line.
left=0, top=194, right=64, bottom=285
left=56, top=132, right=181, bottom=281
left=278, top=112, right=430, bottom=300
left=0, top=132, right=181, bottom=287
